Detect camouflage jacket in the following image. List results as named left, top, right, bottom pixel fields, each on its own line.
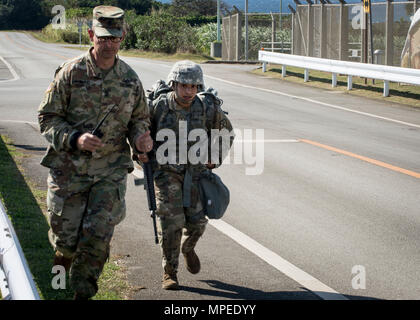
left=150, top=90, right=234, bottom=174
left=38, top=48, right=150, bottom=176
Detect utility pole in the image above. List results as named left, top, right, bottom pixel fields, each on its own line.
left=217, top=0, right=221, bottom=41
left=368, top=0, right=374, bottom=65
left=280, top=0, right=283, bottom=31
left=245, top=0, right=249, bottom=60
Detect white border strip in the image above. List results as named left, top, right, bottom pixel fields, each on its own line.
left=205, top=75, right=420, bottom=129
left=0, top=55, right=20, bottom=82
left=131, top=169, right=347, bottom=300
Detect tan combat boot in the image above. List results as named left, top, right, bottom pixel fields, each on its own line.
left=53, top=251, right=72, bottom=272
left=162, top=272, right=179, bottom=290
left=183, top=250, right=201, bottom=274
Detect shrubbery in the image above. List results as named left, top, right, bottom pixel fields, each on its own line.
left=41, top=23, right=90, bottom=44
left=129, top=12, right=199, bottom=53
left=44, top=10, right=211, bottom=54
left=195, top=23, right=218, bottom=54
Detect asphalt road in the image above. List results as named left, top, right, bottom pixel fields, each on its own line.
left=1, top=31, right=420, bottom=301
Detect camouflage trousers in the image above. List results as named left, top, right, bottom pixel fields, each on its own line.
left=47, top=167, right=127, bottom=298
left=154, top=169, right=207, bottom=275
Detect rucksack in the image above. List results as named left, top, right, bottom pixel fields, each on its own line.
left=146, top=80, right=230, bottom=219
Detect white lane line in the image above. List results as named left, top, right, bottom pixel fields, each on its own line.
left=0, top=55, right=20, bottom=82
left=132, top=166, right=144, bottom=179
left=126, top=58, right=420, bottom=129
left=131, top=168, right=348, bottom=300
left=209, top=219, right=348, bottom=300
left=204, top=75, right=420, bottom=129
left=236, top=139, right=299, bottom=143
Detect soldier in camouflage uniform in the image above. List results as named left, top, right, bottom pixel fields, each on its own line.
left=140, top=61, right=233, bottom=290
left=38, top=6, right=153, bottom=299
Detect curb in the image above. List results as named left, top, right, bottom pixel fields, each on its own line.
left=203, top=60, right=260, bottom=65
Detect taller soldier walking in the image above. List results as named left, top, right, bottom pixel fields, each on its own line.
left=38, top=6, right=152, bottom=299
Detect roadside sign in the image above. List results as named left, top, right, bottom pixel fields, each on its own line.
left=363, top=0, right=370, bottom=13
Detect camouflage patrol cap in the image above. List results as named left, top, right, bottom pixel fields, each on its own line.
left=92, top=6, right=124, bottom=37
left=167, top=60, right=205, bottom=90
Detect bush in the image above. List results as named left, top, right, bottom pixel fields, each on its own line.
left=120, top=10, right=140, bottom=50
left=195, top=23, right=218, bottom=55
left=41, top=23, right=90, bottom=44
left=244, top=26, right=291, bottom=59
left=131, top=12, right=198, bottom=53
left=185, top=15, right=217, bottom=26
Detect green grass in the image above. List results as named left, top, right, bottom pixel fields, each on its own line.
left=27, top=30, right=70, bottom=45
left=27, top=30, right=215, bottom=63
left=62, top=45, right=215, bottom=63
left=0, top=135, right=69, bottom=300
left=0, top=135, right=131, bottom=300
left=254, top=65, right=420, bottom=108
left=93, top=255, right=133, bottom=300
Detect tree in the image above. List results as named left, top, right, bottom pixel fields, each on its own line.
left=171, top=0, right=230, bottom=17
left=117, top=0, right=154, bottom=15
left=6, top=0, right=49, bottom=29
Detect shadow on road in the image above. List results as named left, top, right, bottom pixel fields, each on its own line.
left=180, top=279, right=319, bottom=300
left=13, top=144, right=46, bottom=152
left=180, top=279, right=382, bottom=300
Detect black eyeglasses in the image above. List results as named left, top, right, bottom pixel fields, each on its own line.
left=97, top=36, right=122, bottom=43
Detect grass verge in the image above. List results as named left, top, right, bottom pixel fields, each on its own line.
left=0, top=135, right=132, bottom=300
left=253, top=65, right=420, bottom=109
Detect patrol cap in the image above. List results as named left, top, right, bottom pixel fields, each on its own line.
left=92, top=6, right=124, bottom=37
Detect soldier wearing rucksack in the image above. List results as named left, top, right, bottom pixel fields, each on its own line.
left=138, top=60, right=233, bottom=290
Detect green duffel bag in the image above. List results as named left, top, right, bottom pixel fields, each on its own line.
left=198, top=170, right=230, bottom=219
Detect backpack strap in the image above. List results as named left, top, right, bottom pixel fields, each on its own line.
left=196, top=91, right=221, bottom=132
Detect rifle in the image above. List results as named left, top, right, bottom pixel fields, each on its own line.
left=134, top=157, right=159, bottom=244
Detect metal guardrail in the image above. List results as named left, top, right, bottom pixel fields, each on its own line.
left=259, top=50, right=420, bottom=97
left=0, top=200, right=40, bottom=300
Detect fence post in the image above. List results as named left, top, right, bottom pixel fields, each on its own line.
left=332, top=73, right=337, bottom=87
left=385, top=0, right=394, bottom=66
left=236, top=13, right=242, bottom=61
left=307, top=4, right=314, bottom=56
left=339, top=2, right=349, bottom=61
left=384, top=80, right=390, bottom=97
left=282, top=65, right=287, bottom=77
left=271, top=13, right=276, bottom=52
left=347, top=75, right=353, bottom=90
left=291, top=11, right=295, bottom=55
left=320, top=3, right=327, bottom=58
left=304, top=68, right=309, bottom=82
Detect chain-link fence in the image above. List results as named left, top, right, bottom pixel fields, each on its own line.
left=293, top=1, right=418, bottom=67
left=222, top=12, right=292, bottom=61
left=222, top=1, right=418, bottom=67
